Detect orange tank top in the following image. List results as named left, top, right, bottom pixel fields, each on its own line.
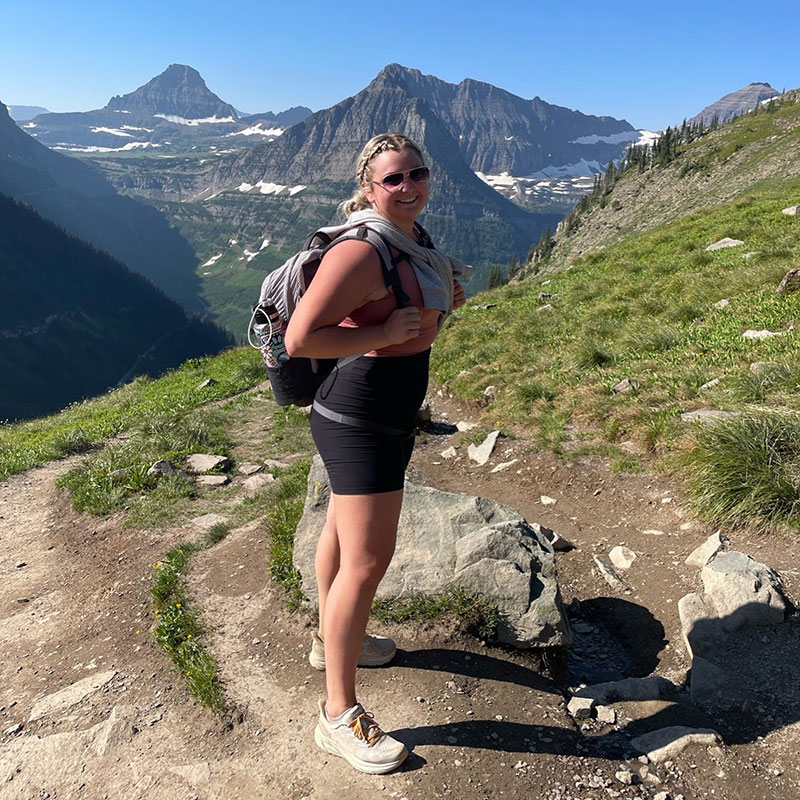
left=339, top=258, right=441, bottom=356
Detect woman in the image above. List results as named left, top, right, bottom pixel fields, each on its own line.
left=285, top=132, right=468, bottom=774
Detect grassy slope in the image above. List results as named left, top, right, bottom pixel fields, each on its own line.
left=433, top=175, right=800, bottom=465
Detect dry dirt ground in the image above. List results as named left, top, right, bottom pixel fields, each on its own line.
left=1, top=390, right=799, bottom=800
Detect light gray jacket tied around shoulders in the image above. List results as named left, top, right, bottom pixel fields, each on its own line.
left=322, top=209, right=473, bottom=322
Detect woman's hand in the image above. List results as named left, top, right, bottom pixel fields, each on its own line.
left=383, top=306, right=422, bottom=344
left=453, top=280, right=466, bottom=309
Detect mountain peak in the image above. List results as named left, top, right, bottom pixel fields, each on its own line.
left=689, top=82, right=780, bottom=126
left=106, top=64, right=237, bottom=119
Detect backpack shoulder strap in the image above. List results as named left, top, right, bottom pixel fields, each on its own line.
left=323, top=227, right=411, bottom=307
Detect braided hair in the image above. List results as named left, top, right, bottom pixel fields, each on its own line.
left=341, top=133, right=426, bottom=216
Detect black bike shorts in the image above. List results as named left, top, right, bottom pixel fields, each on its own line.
left=310, top=349, right=430, bottom=495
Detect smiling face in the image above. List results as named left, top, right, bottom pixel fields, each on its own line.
left=362, top=147, right=428, bottom=235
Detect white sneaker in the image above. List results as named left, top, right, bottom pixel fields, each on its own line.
left=308, top=631, right=396, bottom=671
left=314, top=700, right=408, bottom=774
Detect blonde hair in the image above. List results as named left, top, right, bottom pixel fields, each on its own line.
left=341, top=133, right=426, bottom=216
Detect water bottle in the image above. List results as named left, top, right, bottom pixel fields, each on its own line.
left=253, top=300, right=289, bottom=368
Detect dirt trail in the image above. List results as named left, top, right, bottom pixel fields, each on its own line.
left=1, top=395, right=799, bottom=800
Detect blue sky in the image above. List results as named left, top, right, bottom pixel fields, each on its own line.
left=3, top=0, right=798, bottom=130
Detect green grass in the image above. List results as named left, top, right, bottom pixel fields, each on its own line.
left=0, top=347, right=264, bottom=481
left=372, top=587, right=499, bottom=641
left=150, top=538, right=227, bottom=712
left=681, top=411, right=800, bottom=530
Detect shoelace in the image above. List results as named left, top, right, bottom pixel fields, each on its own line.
left=347, top=711, right=384, bottom=747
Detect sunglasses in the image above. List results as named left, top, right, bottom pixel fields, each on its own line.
left=371, top=166, right=430, bottom=191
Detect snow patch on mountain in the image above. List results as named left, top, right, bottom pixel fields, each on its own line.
left=154, top=113, right=236, bottom=126
left=53, top=141, right=161, bottom=153
left=120, top=124, right=155, bottom=132
left=226, top=123, right=284, bottom=137
left=236, top=181, right=307, bottom=196
left=91, top=126, right=134, bottom=137
left=201, top=253, right=223, bottom=267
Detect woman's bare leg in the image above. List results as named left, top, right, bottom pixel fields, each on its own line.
left=322, top=489, right=403, bottom=717
left=315, top=496, right=339, bottom=638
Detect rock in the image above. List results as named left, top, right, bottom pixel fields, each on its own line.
left=701, top=551, right=791, bottom=629
left=750, top=361, right=778, bottom=375
left=28, top=670, right=118, bottom=722
left=242, top=474, right=275, bottom=496
left=679, top=551, right=791, bottom=657
left=540, top=495, right=557, bottom=506
left=678, top=591, right=720, bottom=657
left=196, top=475, right=230, bottom=487
left=186, top=453, right=230, bottom=473
left=609, top=546, right=637, bottom=571
left=263, top=459, right=290, bottom=470
left=567, top=696, right=595, bottom=719
left=440, top=447, right=458, bottom=459
left=491, top=459, right=518, bottom=473
left=545, top=530, right=576, bottom=552
left=467, top=430, right=501, bottom=465
left=713, top=298, right=730, bottom=309
left=3, top=723, right=23, bottom=735
left=612, top=377, right=639, bottom=394
left=537, top=303, right=554, bottom=312
left=593, top=555, right=629, bottom=592
left=680, top=409, right=740, bottom=424
left=642, top=529, right=666, bottom=536
left=109, top=467, right=132, bottom=483
left=654, top=792, right=671, bottom=800
left=781, top=204, right=800, bottom=216
left=615, top=769, right=633, bottom=785
left=776, top=268, right=800, bottom=295
left=196, top=378, right=218, bottom=389
left=705, top=238, right=743, bottom=251
left=294, top=456, right=571, bottom=648
left=698, top=378, right=721, bottom=392
left=456, top=421, right=477, bottom=432
left=483, top=385, right=497, bottom=399
left=685, top=531, right=728, bottom=568
left=574, top=676, right=678, bottom=705
left=238, top=463, right=263, bottom=475
left=191, top=513, right=229, bottom=531
left=417, top=402, right=432, bottom=423
left=689, top=656, right=732, bottom=710
left=596, top=705, right=616, bottom=724
left=631, top=726, right=722, bottom=763
left=94, top=705, right=138, bottom=756
left=170, top=762, right=212, bottom=785
left=743, top=328, right=782, bottom=340
left=147, top=459, right=178, bottom=478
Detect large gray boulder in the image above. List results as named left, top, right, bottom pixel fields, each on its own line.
left=293, top=456, right=571, bottom=648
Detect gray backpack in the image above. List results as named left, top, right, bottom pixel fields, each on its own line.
left=248, top=225, right=409, bottom=408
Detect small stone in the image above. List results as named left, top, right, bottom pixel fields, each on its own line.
left=654, top=792, right=671, bottom=800
left=781, top=205, right=800, bottom=216
left=440, top=447, right=458, bottom=460
left=467, top=430, right=500, bottom=465
left=196, top=475, right=230, bottom=487
left=705, top=237, right=743, bottom=251
left=147, top=459, right=178, bottom=478
left=483, top=385, right=497, bottom=399
left=547, top=531, right=576, bottom=552
left=15, top=562, right=26, bottom=569
left=567, top=696, right=595, bottom=719
left=416, top=402, right=432, bottom=423
left=238, top=463, right=263, bottom=475
left=685, top=531, right=728, bottom=568
left=596, top=705, right=616, bottom=724
left=713, top=299, right=730, bottom=309
left=252, top=639, right=261, bottom=645
left=593, top=555, right=629, bottom=592
left=416, top=696, right=425, bottom=703
left=196, top=378, right=218, bottom=389
left=609, top=546, right=637, bottom=571
left=243, top=474, right=275, bottom=496
left=186, top=454, right=230, bottom=473
left=612, top=378, right=639, bottom=395
left=631, top=726, right=722, bottom=763
left=491, top=459, right=518, bottom=473
left=699, top=378, right=721, bottom=392
left=456, top=421, right=477, bottom=432
left=540, top=495, right=557, bottom=506
left=615, top=770, right=633, bottom=785
left=3, top=723, right=23, bottom=735
left=16, top=598, right=29, bottom=604
left=446, top=736, right=458, bottom=744
left=742, top=329, right=782, bottom=340
left=776, top=267, right=800, bottom=295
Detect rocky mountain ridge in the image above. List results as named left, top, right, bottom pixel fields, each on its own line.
left=689, top=82, right=780, bottom=127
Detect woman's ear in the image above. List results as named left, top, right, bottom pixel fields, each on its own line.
left=362, top=182, right=374, bottom=205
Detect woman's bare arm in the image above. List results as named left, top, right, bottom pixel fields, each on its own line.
left=284, top=239, right=421, bottom=358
